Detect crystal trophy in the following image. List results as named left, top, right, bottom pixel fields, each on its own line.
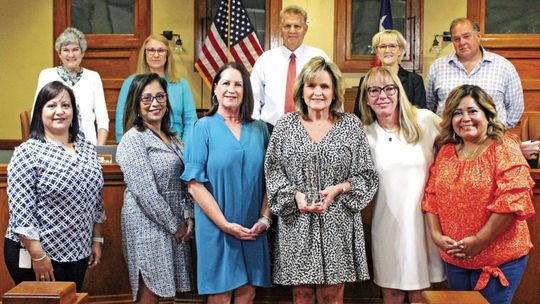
left=305, top=150, right=322, bottom=206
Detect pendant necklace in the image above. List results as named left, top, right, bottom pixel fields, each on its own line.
left=381, top=127, right=399, bottom=142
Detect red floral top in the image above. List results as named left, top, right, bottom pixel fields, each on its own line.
left=422, top=135, right=535, bottom=290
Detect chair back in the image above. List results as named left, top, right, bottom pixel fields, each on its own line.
left=520, top=112, right=540, bottom=141
left=20, top=110, right=30, bottom=141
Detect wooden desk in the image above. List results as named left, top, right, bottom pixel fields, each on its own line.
left=1, top=165, right=539, bottom=303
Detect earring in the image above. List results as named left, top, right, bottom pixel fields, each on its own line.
left=452, top=131, right=457, bottom=142
left=487, top=124, right=493, bottom=135
left=212, top=95, right=218, bottom=104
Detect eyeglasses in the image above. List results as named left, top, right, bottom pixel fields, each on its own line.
left=140, top=93, right=167, bottom=105
left=145, top=48, right=168, bottom=55
left=367, top=84, right=398, bottom=97
left=377, top=44, right=399, bottom=51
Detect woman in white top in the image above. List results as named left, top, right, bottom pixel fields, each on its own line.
left=357, top=67, right=445, bottom=303
left=34, top=27, right=109, bottom=145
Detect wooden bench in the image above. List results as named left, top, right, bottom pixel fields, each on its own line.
left=421, top=290, right=489, bottom=304
left=2, top=281, right=87, bottom=304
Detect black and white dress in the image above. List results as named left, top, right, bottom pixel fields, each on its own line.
left=117, top=128, right=193, bottom=300
left=265, top=112, right=378, bottom=285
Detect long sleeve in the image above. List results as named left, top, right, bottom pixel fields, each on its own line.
left=117, top=130, right=180, bottom=235
left=115, top=77, right=133, bottom=143
left=340, top=118, right=378, bottom=212
left=411, top=73, right=427, bottom=109
left=7, top=145, right=40, bottom=240
left=92, top=72, right=109, bottom=131
left=353, top=76, right=365, bottom=119
left=503, top=65, right=524, bottom=128
left=264, top=118, right=298, bottom=216
left=426, top=65, right=438, bottom=113
left=179, top=79, right=197, bottom=139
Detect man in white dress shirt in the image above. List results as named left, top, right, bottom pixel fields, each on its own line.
left=250, top=5, right=330, bottom=129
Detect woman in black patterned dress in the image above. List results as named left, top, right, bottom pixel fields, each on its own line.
left=265, top=56, right=378, bottom=304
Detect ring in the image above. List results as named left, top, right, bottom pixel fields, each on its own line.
left=40, top=275, right=45, bottom=280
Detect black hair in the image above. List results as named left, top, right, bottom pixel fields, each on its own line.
left=122, top=73, right=175, bottom=136
left=30, top=81, right=79, bottom=142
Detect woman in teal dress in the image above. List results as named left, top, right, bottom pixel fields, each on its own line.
left=115, top=34, right=197, bottom=142
left=181, top=62, right=271, bottom=303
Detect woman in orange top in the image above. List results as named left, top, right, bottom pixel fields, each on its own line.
left=422, top=84, right=535, bottom=304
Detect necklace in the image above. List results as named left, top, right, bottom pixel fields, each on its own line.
left=380, top=126, right=399, bottom=142
left=460, top=136, right=488, bottom=159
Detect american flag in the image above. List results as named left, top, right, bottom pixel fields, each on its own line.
left=195, top=0, right=264, bottom=87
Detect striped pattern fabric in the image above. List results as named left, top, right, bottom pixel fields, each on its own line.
left=195, top=0, right=263, bottom=87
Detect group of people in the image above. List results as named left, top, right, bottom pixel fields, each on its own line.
left=4, top=4, right=538, bottom=304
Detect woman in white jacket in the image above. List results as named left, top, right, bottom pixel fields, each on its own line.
left=34, top=27, right=109, bottom=145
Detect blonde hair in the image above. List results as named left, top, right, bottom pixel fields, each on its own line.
left=358, top=67, right=421, bottom=144
left=136, top=34, right=180, bottom=83
left=372, top=29, right=407, bottom=62
left=436, top=85, right=506, bottom=150
left=293, top=56, right=344, bottom=120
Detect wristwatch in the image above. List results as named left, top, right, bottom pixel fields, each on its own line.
left=92, top=237, right=105, bottom=244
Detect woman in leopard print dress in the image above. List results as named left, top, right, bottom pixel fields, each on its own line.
left=265, top=56, right=378, bottom=303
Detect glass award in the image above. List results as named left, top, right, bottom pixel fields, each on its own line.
left=306, top=150, right=322, bottom=206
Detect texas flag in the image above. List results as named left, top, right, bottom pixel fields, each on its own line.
left=373, top=0, right=393, bottom=67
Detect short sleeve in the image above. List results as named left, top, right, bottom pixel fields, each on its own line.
left=115, top=76, right=133, bottom=143
left=487, top=136, right=535, bottom=220
left=180, top=119, right=210, bottom=183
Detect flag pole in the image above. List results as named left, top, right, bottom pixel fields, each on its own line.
left=227, top=0, right=231, bottom=62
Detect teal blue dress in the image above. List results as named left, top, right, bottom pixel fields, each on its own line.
left=115, top=75, right=197, bottom=142
left=180, top=113, right=271, bottom=294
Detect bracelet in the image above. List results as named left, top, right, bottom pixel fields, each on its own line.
left=261, top=214, right=273, bottom=225
left=341, top=183, right=347, bottom=194
left=92, top=237, right=104, bottom=244
left=258, top=217, right=271, bottom=230
left=32, top=253, right=47, bottom=262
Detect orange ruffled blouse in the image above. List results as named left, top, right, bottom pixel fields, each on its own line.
left=422, top=135, right=535, bottom=290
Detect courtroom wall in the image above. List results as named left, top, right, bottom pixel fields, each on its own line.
left=0, top=0, right=466, bottom=139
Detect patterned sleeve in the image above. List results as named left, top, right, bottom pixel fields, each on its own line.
left=117, top=131, right=180, bottom=235
left=503, top=63, right=524, bottom=128
left=180, top=119, right=210, bottom=183
left=340, top=116, right=378, bottom=212
left=422, top=146, right=446, bottom=215
left=179, top=79, right=198, bottom=140
left=488, top=136, right=535, bottom=220
left=426, top=63, right=438, bottom=113
left=88, top=143, right=106, bottom=224
left=7, top=144, right=41, bottom=240
left=264, top=118, right=298, bottom=216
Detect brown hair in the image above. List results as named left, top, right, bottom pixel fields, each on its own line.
left=123, top=73, right=175, bottom=137
left=293, top=56, right=344, bottom=120
left=436, top=84, right=505, bottom=152
left=207, top=62, right=254, bottom=124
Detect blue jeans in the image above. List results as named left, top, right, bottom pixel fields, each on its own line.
left=445, top=255, right=528, bottom=304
